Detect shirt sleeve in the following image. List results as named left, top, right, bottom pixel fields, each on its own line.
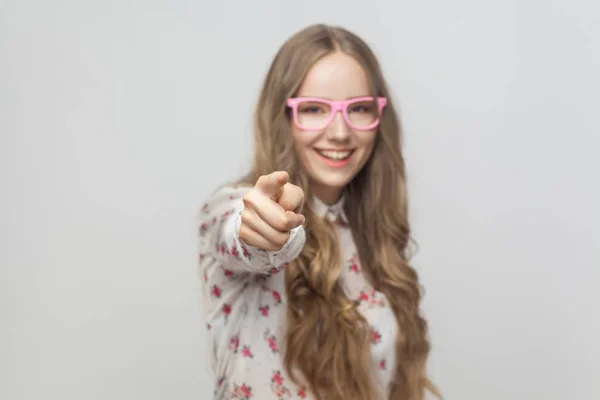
left=198, top=185, right=306, bottom=274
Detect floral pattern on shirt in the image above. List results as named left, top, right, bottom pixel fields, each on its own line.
left=199, top=186, right=398, bottom=399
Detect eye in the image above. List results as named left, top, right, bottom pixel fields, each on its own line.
left=298, top=102, right=328, bottom=114
left=301, top=106, right=321, bottom=113
left=349, top=103, right=374, bottom=113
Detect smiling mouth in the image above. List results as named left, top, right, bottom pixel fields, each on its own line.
left=315, top=149, right=355, bottom=161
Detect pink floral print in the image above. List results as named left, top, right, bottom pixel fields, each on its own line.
left=232, top=383, right=253, bottom=399
left=199, top=186, right=397, bottom=399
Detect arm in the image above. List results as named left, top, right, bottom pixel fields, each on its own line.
left=198, top=185, right=306, bottom=274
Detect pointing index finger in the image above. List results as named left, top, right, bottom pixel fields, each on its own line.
left=256, top=171, right=289, bottom=199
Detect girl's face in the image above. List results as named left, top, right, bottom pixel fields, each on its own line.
left=290, top=51, right=379, bottom=204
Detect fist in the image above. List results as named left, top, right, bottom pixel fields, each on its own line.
left=239, top=171, right=305, bottom=251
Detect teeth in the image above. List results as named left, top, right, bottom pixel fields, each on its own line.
left=317, top=150, right=352, bottom=160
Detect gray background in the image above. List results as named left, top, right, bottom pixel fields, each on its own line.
left=1, top=0, right=599, bottom=399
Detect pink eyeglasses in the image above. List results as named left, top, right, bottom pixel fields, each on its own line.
left=286, top=96, right=387, bottom=131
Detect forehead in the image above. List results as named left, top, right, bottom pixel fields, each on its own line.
left=296, top=51, right=371, bottom=100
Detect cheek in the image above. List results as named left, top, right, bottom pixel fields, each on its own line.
left=358, top=132, right=378, bottom=156
left=291, top=127, right=319, bottom=155
left=291, top=128, right=325, bottom=175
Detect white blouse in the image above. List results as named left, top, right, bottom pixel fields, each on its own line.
left=198, top=185, right=398, bottom=399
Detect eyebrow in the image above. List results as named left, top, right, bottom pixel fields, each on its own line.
left=294, top=95, right=373, bottom=100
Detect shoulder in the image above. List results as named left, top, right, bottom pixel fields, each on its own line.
left=208, top=183, right=253, bottom=202
left=199, top=183, right=252, bottom=217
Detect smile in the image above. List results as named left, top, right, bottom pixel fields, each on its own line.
left=315, top=149, right=354, bottom=161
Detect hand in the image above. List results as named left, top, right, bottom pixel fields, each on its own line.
left=239, top=171, right=305, bottom=251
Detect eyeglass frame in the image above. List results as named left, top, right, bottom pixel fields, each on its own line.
left=286, top=96, right=388, bottom=131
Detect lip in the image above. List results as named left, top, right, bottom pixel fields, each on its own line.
left=314, top=148, right=355, bottom=168
left=314, top=148, right=355, bottom=152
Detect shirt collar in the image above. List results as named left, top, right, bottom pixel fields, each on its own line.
left=311, top=195, right=349, bottom=224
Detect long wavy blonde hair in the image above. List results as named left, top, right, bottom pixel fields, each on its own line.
left=241, top=24, right=439, bottom=400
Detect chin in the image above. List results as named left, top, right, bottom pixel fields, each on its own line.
left=301, top=150, right=369, bottom=195
left=311, top=170, right=357, bottom=190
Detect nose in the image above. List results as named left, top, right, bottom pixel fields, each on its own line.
left=326, top=110, right=351, bottom=141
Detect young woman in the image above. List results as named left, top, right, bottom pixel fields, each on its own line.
left=198, top=24, right=438, bottom=400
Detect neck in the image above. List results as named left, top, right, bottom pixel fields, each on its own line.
left=310, top=182, right=343, bottom=205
